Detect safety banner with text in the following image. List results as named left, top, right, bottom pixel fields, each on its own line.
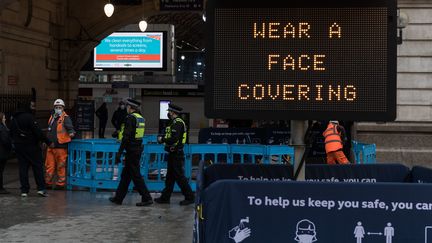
left=202, top=180, right=432, bottom=243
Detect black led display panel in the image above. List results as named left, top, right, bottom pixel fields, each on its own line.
left=205, top=0, right=397, bottom=121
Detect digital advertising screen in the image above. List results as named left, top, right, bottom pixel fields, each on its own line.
left=94, top=32, right=167, bottom=71
left=160, top=100, right=171, bottom=120
left=205, top=0, right=397, bottom=121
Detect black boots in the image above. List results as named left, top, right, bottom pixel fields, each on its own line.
left=136, top=198, right=153, bottom=207
left=179, top=198, right=195, bottom=206
left=109, top=197, right=122, bottom=205
left=154, top=197, right=170, bottom=204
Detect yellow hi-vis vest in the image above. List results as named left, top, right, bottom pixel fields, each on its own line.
left=118, top=113, right=145, bottom=141
left=164, top=117, right=187, bottom=146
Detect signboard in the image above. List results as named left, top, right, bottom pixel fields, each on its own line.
left=94, top=32, right=167, bottom=71
left=205, top=0, right=397, bottom=121
left=7, top=75, right=17, bottom=85
left=160, top=0, right=203, bottom=11
left=200, top=181, right=432, bottom=242
left=74, top=100, right=95, bottom=131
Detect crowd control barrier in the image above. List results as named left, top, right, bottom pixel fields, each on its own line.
left=67, top=138, right=295, bottom=192
left=352, top=140, right=376, bottom=164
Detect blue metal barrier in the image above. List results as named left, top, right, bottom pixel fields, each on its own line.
left=67, top=140, right=295, bottom=192
left=142, top=143, right=167, bottom=191
left=186, top=144, right=232, bottom=190
left=67, top=139, right=126, bottom=192
left=265, top=145, right=295, bottom=165
left=143, top=134, right=158, bottom=144
left=230, top=144, right=266, bottom=164
left=352, top=140, right=377, bottom=164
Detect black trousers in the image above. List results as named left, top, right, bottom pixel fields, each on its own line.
left=99, top=120, right=107, bottom=138
left=14, top=144, right=46, bottom=193
left=160, top=151, right=194, bottom=200
left=0, top=158, right=7, bottom=189
left=115, top=146, right=151, bottom=201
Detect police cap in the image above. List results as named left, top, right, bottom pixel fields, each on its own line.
left=125, top=98, right=141, bottom=109
left=167, top=103, right=183, bottom=114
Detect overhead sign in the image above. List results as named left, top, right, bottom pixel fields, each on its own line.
left=160, top=0, right=203, bottom=11
left=205, top=0, right=397, bottom=121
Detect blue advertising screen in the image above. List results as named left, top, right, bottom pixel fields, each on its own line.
left=94, top=32, right=166, bottom=70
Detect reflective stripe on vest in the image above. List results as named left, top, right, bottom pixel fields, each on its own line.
left=118, top=113, right=145, bottom=141
left=164, top=117, right=187, bottom=146
left=48, top=113, right=71, bottom=144
left=322, top=123, right=343, bottom=153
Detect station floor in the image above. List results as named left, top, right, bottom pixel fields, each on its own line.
left=0, top=161, right=194, bottom=243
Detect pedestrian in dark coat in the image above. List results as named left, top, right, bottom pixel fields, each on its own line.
left=96, top=102, right=108, bottom=138
left=111, top=101, right=127, bottom=138
left=9, top=101, right=51, bottom=197
left=0, top=112, right=12, bottom=194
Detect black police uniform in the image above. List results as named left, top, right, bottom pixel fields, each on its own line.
left=155, top=104, right=194, bottom=205
left=109, top=101, right=152, bottom=206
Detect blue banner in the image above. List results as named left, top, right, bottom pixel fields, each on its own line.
left=198, top=128, right=290, bottom=145
left=202, top=180, right=432, bottom=243
left=203, top=164, right=293, bottom=188
left=305, top=164, right=410, bottom=183
left=411, top=166, right=432, bottom=183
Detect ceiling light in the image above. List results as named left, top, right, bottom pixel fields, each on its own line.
left=139, top=20, right=148, bottom=32
left=104, top=3, right=114, bottom=17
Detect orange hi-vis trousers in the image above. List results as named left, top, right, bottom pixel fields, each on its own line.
left=45, top=147, right=67, bottom=186
left=326, top=150, right=350, bottom=165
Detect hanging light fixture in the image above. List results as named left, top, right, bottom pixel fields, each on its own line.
left=202, top=12, right=206, bottom=22
left=139, top=20, right=148, bottom=32
left=104, top=2, right=115, bottom=18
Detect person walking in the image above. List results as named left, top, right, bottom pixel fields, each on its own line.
left=0, top=112, right=12, bottom=194
left=111, top=101, right=127, bottom=138
left=9, top=101, right=51, bottom=197
left=45, top=99, right=75, bottom=189
left=322, top=120, right=350, bottom=164
left=109, top=98, right=153, bottom=206
left=95, top=102, right=108, bottom=138
left=155, top=103, right=195, bottom=206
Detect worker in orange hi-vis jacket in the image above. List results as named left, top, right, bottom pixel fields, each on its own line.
left=322, top=120, right=350, bottom=165
left=45, top=99, right=75, bottom=189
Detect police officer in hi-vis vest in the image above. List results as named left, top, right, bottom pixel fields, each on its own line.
left=155, top=103, right=195, bottom=206
left=109, top=98, right=153, bottom=206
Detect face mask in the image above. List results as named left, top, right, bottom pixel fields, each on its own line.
left=167, top=112, right=173, bottom=120
left=120, top=105, right=125, bottom=110
left=298, top=235, right=314, bottom=243
left=54, top=108, right=62, bottom=116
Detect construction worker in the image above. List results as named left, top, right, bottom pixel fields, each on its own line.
left=109, top=98, right=153, bottom=206
left=322, top=120, right=350, bottom=164
left=45, top=99, right=75, bottom=189
left=155, top=103, right=195, bottom=206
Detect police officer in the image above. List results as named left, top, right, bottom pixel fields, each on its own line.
left=109, top=98, right=153, bottom=206
left=155, top=103, right=195, bottom=206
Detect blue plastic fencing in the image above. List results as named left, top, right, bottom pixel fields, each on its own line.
left=67, top=138, right=295, bottom=192
left=352, top=140, right=376, bottom=164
